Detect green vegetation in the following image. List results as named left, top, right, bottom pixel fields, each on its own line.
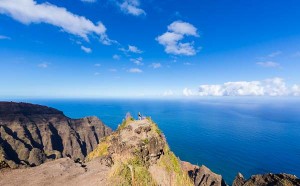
left=142, top=138, right=149, bottom=144
left=86, top=141, right=109, bottom=161
left=147, top=118, right=163, bottom=135
left=110, top=157, right=156, bottom=186
left=158, top=145, right=194, bottom=186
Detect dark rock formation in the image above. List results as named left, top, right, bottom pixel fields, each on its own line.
left=181, top=161, right=227, bottom=186
left=0, top=102, right=112, bottom=168
left=232, top=172, right=300, bottom=186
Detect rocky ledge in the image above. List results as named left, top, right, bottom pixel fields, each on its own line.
left=0, top=102, right=112, bottom=168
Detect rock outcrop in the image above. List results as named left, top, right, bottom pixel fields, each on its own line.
left=87, top=117, right=194, bottom=186
left=232, top=172, right=300, bottom=186
left=0, top=102, right=112, bottom=168
left=181, top=161, right=226, bottom=186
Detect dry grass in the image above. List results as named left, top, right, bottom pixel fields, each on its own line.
left=86, top=141, right=109, bottom=161
left=157, top=145, right=194, bottom=186
left=109, top=157, right=156, bottom=186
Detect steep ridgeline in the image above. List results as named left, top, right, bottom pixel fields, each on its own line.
left=0, top=102, right=112, bottom=168
left=86, top=117, right=226, bottom=186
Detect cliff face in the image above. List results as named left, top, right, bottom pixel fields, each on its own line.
left=0, top=102, right=112, bottom=168
left=232, top=172, right=300, bottom=186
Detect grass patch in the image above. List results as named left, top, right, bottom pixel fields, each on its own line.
left=142, top=138, right=149, bottom=144
left=86, top=141, right=109, bottom=161
left=158, top=145, right=193, bottom=186
left=110, top=157, right=156, bottom=186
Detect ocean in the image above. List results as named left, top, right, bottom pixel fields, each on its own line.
left=10, top=98, right=300, bottom=184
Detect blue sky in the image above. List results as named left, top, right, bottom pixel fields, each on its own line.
left=1, top=0, right=300, bottom=98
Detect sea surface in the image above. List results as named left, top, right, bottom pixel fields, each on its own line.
left=8, top=98, right=300, bottom=184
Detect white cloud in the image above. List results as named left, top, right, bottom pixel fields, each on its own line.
left=81, top=0, right=97, bottom=3
left=168, top=21, right=198, bottom=36
left=128, top=45, right=143, bottom=53
left=0, top=35, right=10, bottom=40
left=183, top=88, right=195, bottom=96
left=128, top=68, right=142, bottom=73
left=81, top=46, right=92, bottom=53
left=94, top=72, right=100, bottom=76
left=119, top=45, right=143, bottom=54
left=150, top=63, right=162, bottom=69
left=268, top=51, right=282, bottom=58
left=130, top=57, right=143, bottom=65
left=183, top=62, right=191, bottom=65
left=156, top=20, right=199, bottom=56
left=113, top=54, right=121, bottom=60
left=291, top=85, right=300, bottom=96
left=0, top=0, right=111, bottom=44
left=119, top=0, right=146, bottom=16
left=183, top=77, right=300, bottom=97
left=163, top=90, right=174, bottom=96
left=256, top=61, right=280, bottom=68
left=94, top=63, right=101, bottom=67
left=38, top=62, right=50, bottom=68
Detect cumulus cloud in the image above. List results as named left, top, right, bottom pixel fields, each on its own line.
left=119, top=0, right=146, bottom=16
left=0, top=0, right=111, bottom=44
left=128, top=68, right=143, bottom=73
left=150, top=63, right=162, bottom=69
left=163, top=90, right=174, bottom=96
left=256, top=61, right=280, bottom=68
left=0, top=35, right=10, bottom=40
left=156, top=20, right=199, bottom=56
left=183, top=88, right=195, bottom=96
left=81, top=46, right=92, bottom=53
left=183, top=78, right=300, bottom=97
left=291, top=85, right=300, bottom=96
left=130, top=57, right=143, bottom=65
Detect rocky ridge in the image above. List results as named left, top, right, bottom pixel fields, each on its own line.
left=86, top=117, right=226, bottom=186
left=0, top=102, right=112, bottom=168
left=0, top=102, right=299, bottom=186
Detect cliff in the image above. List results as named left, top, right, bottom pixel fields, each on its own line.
left=232, top=172, right=300, bottom=186
left=0, top=102, right=112, bottom=168
left=85, top=117, right=226, bottom=186
left=0, top=102, right=299, bottom=186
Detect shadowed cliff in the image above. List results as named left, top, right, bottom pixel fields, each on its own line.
left=0, top=102, right=112, bottom=168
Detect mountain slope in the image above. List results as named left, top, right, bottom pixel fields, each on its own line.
left=0, top=102, right=112, bottom=168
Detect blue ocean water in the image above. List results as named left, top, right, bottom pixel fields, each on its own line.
left=11, top=98, right=300, bottom=184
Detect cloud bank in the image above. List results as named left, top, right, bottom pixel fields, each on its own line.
left=156, top=21, right=199, bottom=56
left=183, top=78, right=300, bottom=97
left=0, top=0, right=111, bottom=44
